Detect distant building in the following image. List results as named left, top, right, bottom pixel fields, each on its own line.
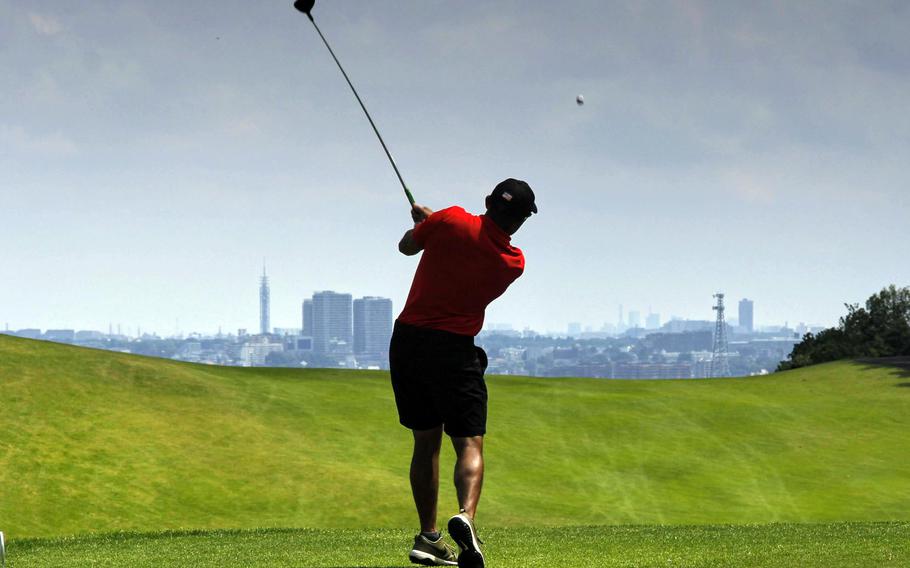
left=739, top=299, right=754, bottom=333
left=44, top=329, right=75, bottom=343
left=628, top=311, right=641, bottom=329
left=240, top=336, right=284, bottom=367
left=272, top=327, right=301, bottom=337
left=289, top=336, right=313, bottom=351
left=646, top=312, right=661, bottom=330
left=312, top=291, right=353, bottom=354
left=613, top=363, right=694, bottom=379
left=15, top=329, right=42, bottom=339
left=353, top=296, right=393, bottom=365
left=661, top=319, right=714, bottom=333
left=622, top=327, right=651, bottom=339
left=259, top=265, right=270, bottom=335
left=646, top=331, right=713, bottom=353
left=567, top=322, right=582, bottom=337
left=75, top=330, right=106, bottom=341
left=692, top=359, right=712, bottom=378
left=176, top=341, right=203, bottom=362
left=301, top=299, right=313, bottom=336
left=478, top=328, right=522, bottom=338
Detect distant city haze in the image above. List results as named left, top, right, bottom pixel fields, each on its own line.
left=2, top=1, right=908, bottom=334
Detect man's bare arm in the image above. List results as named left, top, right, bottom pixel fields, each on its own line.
left=398, top=204, right=434, bottom=256
left=398, top=229, right=422, bottom=256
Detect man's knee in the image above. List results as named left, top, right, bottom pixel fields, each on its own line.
left=452, top=435, right=484, bottom=457
left=412, top=426, right=444, bottom=458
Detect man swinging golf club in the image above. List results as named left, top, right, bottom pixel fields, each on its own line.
left=391, top=179, right=537, bottom=567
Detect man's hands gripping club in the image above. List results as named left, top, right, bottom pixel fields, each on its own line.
left=399, top=204, right=434, bottom=256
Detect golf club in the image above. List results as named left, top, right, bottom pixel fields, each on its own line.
left=293, top=0, right=416, bottom=206
left=1, top=530, right=5, bottom=568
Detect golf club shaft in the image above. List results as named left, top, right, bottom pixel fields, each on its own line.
left=305, top=15, right=416, bottom=206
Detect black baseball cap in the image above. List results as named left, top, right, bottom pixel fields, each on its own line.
left=490, top=178, right=538, bottom=217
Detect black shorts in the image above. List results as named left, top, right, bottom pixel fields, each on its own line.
left=389, top=321, right=489, bottom=437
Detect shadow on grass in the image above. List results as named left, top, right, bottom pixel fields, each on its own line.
left=856, top=357, right=910, bottom=383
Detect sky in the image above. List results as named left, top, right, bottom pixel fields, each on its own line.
left=2, top=0, right=908, bottom=336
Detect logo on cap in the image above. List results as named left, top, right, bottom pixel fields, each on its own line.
left=502, top=192, right=513, bottom=202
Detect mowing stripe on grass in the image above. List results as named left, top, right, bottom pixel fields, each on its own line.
left=5, top=524, right=909, bottom=567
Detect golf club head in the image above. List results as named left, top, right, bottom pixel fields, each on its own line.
left=1, top=531, right=5, bottom=568
left=293, top=0, right=315, bottom=16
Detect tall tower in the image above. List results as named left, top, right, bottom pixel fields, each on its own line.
left=738, top=298, right=754, bottom=333
left=711, top=293, right=731, bottom=378
left=259, top=263, right=270, bottom=335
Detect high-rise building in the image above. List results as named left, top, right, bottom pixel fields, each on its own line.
left=312, top=291, right=353, bottom=354
left=353, top=297, right=393, bottom=362
left=628, top=311, right=641, bottom=329
left=259, top=265, right=270, bottom=335
left=739, top=298, right=754, bottom=333
left=646, top=312, right=661, bottom=330
left=302, top=299, right=313, bottom=336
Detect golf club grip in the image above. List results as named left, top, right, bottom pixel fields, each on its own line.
left=307, top=17, right=416, bottom=207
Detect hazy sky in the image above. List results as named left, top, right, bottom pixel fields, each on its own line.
left=2, top=0, right=908, bottom=335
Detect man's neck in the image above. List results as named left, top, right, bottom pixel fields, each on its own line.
left=482, top=212, right=513, bottom=237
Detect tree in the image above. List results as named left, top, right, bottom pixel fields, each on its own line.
left=265, top=351, right=307, bottom=368
left=778, top=285, right=910, bottom=371
left=843, top=285, right=910, bottom=357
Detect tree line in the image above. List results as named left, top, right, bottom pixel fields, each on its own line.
left=778, top=285, right=910, bottom=371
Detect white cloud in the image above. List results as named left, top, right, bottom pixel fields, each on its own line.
left=28, top=12, right=63, bottom=36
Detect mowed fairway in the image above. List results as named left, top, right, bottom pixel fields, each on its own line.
left=1, top=334, right=909, bottom=561
left=7, top=524, right=909, bottom=568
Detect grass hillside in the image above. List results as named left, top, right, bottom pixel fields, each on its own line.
left=1, top=334, right=908, bottom=539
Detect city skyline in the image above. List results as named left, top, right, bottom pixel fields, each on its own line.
left=3, top=283, right=803, bottom=377
left=2, top=291, right=820, bottom=340
left=3, top=1, right=907, bottom=334
left=2, top=267, right=827, bottom=338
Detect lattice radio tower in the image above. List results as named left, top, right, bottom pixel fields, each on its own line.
left=711, top=293, right=731, bottom=378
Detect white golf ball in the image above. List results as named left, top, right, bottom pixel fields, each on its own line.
left=576, top=94, right=584, bottom=106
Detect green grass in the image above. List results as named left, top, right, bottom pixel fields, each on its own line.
left=1, top=334, right=909, bottom=541
left=6, top=524, right=909, bottom=567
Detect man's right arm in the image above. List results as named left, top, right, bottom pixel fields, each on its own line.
left=398, top=229, right=422, bottom=256
left=398, top=204, right=434, bottom=256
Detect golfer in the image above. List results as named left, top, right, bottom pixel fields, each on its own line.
left=391, top=178, right=537, bottom=567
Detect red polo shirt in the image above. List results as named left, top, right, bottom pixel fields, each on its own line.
left=398, top=206, right=525, bottom=337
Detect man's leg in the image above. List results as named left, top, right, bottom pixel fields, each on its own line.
left=411, top=425, right=444, bottom=532
left=451, top=435, right=484, bottom=518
